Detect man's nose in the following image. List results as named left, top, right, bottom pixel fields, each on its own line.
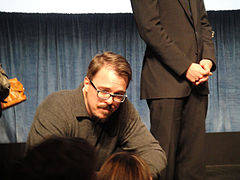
left=105, top=96, right=114, bottom=104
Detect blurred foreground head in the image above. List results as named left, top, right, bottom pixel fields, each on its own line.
left=6, top=136, right=97, bottom=180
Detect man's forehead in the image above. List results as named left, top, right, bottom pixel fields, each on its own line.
left=92, top=68, right=128, bottom=91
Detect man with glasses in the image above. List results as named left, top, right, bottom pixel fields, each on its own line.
left=26, top=51, right=167, bottom=179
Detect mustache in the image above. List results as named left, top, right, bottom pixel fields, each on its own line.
left=98, top=104, right=113, bottom=111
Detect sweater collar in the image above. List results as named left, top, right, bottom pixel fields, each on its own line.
left=73, top=83, right=91, bottom=119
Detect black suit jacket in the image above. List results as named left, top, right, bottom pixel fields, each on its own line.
left=131, top=0, right=216, bottom=99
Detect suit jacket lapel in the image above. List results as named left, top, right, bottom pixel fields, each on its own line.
left=178, top=0, right=194, bottom=25
left=189, top=0, right=198, bottom=29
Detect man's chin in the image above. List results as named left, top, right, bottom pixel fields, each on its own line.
left=93, top=116, right=108, bottom=123
left=92, top=108, right=115, bottom=123
left=98, top=118, right=108, bottom=123
left=92, top=113, right=110, bottom=123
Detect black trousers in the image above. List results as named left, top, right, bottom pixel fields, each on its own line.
left=147, top=90, right=208, bottom=180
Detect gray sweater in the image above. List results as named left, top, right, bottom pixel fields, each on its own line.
left=26, top=84, right=167, bottom=178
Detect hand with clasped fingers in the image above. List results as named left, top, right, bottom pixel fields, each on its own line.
left=186, top=59, right=213, bottom=86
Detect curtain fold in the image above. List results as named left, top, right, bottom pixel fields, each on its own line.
left=0, top=11, right=239, bottom=143
left=206, top=10, right=240, bottom=132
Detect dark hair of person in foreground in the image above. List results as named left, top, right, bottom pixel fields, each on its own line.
left=4, top=136, right=97, bottom=180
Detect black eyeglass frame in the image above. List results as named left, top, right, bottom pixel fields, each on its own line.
left=89, top=80, right=127, bottom=103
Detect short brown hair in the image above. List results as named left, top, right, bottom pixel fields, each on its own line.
left=87, top=52, right=132, bottom=87
left=98, top=152, right=152, bottom=180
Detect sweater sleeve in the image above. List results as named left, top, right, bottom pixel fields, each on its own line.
left=26, top=92, right=70, bottom=151
left=119, top=101, right=167, bottom=178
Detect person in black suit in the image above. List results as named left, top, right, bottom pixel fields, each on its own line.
left=130, top=0, right=216, bottom=179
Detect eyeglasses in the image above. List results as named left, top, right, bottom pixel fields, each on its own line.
left=90, top=80, right=127, bottom=103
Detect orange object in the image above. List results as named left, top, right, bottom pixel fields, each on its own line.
left=1, top=78, right=27, bottom=109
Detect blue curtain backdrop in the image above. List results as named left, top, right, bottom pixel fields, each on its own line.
left=0, top=11, right=239, bottom=143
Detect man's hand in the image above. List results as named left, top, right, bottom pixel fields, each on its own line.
left=199, top=59, right=213, bottom=74
left=186, top=59, right=213, bottom=86
left=196, top=59, right=213, bottom=85
left=186, top=63, right=208, bottom=84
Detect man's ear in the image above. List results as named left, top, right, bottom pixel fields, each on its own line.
left=84, top=76, right=90, bottom=92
